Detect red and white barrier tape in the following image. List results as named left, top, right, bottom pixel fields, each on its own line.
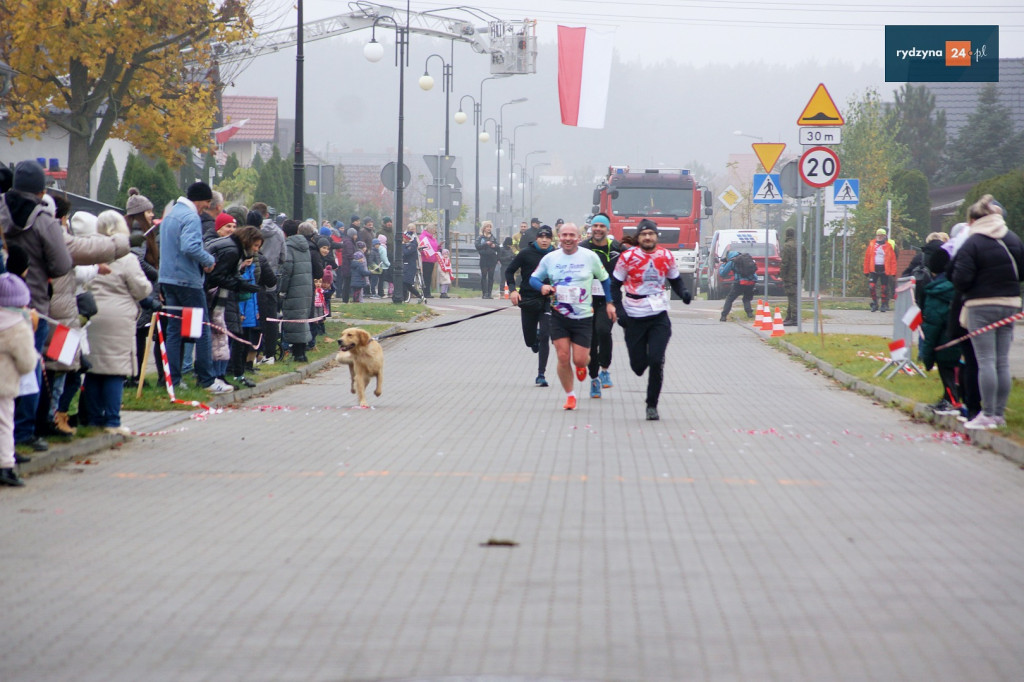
left=934, top=310, right=1024, bottom=351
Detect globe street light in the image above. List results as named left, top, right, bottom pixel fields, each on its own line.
left=365, top=2, right=410, bottom=304
left=419, top=48, right=455, bottom=245
left=733, top=130, right=764, bottom=142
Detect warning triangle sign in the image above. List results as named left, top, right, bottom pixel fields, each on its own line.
left=797, top=83, right=844, bottom=126
left=751, top=143, right=786, bottom=174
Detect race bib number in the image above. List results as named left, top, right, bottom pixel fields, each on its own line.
left=591, top=279, right=605, bottom=296
left=649, top=292, right=669, bottom=312
left=555, top=286, right=584, bottom=304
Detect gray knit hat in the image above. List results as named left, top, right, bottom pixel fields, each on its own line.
left=125, top=187, right=154, bottom=216
left=0, top=272, right=30, bottom=307
left=13, top=160, right=46, bottom=194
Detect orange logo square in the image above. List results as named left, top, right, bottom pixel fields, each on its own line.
left=946, top=41, right=971, bottom=66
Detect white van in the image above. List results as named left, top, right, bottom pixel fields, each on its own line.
left=706, top=229, right=782, bottom=299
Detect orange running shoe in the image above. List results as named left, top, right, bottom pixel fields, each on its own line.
left=575, top=366, right=587, bottom=382
left=563, top=395, right=577, bottom=410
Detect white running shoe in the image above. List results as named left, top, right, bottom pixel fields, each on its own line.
left=206, top=378, right=235, bottom=394
left=964, top=413, right=998, bottom=430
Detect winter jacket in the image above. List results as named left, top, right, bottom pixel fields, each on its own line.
left=498, top=245, right=516, bottom=272
left=950, top=213, right=1024, bottom=305
left=0, top=308, right=38, bottom=399
left=239, top=263, right=259, bottom=329
left=259, top=219, right=286, bottom=279
left=505, top=241, right=556, bottom=301
left=366, top=244, right=383, bottom=274
left=376, top=244, right=391, bottom=270
left=720, top=252, right=757, bottom=286
left=205, top=234, right=261, bottom=336
left=158, top=198, right=214, bottom=289
left=339, top=235, right=356, bottom=276
left=476, top=232, right=499, bottom=268
left=277, top=234, right=313, bottom=345
left=780, top=233, right=804, bottom=293
left=350, top=252, right=372, bottom=288
left=200, top=211, right=218, bottom=245
left=85, top=253, right=152, bottom=376
left=0, top=190, right=73, bottom=313
left=863, top=239, right=897, bottom=276
left=402, top=240, right=420, bottom=285
left=45, top=230, right=131, bottom=371
left=919, top=275, right=960, bottom=370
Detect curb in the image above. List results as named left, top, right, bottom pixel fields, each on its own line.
left=769, top=333, right=1024, bottom=467
left=16, top=322, right=403, bottom=480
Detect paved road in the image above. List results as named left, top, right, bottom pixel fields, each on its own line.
left=3, top=298, right=1023, bottom=682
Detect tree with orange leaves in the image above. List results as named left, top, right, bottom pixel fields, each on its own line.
left=0, top=0, right=253, bottom=195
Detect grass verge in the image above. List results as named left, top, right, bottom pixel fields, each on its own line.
left=773, top=332, right=1024, bottom=443
left=331, top=301, right=431, bottom=322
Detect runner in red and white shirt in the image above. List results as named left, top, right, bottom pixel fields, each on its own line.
left=611, top=219, right=692, bottom=421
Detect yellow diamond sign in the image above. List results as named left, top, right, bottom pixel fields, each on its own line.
left=718, top=185, right=743, bottom=211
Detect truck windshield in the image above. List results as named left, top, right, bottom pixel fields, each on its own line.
left=611, top=187, right=693, bottom=218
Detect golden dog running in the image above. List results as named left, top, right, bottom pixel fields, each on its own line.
left=335, top=328, right=384, bottom=407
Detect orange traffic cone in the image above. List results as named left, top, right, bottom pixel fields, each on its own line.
left=754, top=299, right=763, bottom=326
left=760, top=302, right=773, bottom=331
left=771, top=307, right=785, bottom=337
left=503, top=283, right=510, bottom=299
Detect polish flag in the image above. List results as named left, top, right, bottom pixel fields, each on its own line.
left=181, top=307, right=204, bottom=338
left=557, top=26, right=615, bottom=129
left=902, top=305, right=923, bottom=332
left=44, top=325, right=81, bottom=365
left=888, top=338, right=908, bottom=361
left=213, top=119, right=248, bottom=144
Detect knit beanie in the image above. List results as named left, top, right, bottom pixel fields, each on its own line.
left=125, top=187, right=154, bottom=216
left=347, top=228, right=358, bottom=237
left=70, top=211, right=98, bottom=237
left=319, top=226, right=332, bottom=237
left=246, top=210, right=263, bottom=227
left=0, top=272, right=30, bottom=307
left=377, top=234, right=387, bottom=245
left=13, top=160, right=46, bottom=194
left=352, top=250, right=365, bottom=260
left=356, top=241, right=366, bottom=249
left=215, top=213, right=236, bottom=232
left=186, top=181, right=213, bottom=202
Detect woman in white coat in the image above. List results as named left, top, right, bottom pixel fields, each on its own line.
left=83, top=211, right=152, bottom=435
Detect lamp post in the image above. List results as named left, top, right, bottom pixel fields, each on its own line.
left=497, top=97, right=527, bottom=232
left=522, top=150, right=546, bottom=215
left=292, top=0, right=305, bottom=220
left=455, top=75, right=509, bottom=236
left=419, top=46, right=454, bottom=246
left=529, top=161, right=551, bottom=219
left=364, top=1, right=410, bottom=304
left=509, top=122, right=536, bottom=218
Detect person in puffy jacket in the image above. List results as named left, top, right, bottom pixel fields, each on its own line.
left=206, top=225, right=264, bottom=385
left=82, top=211, right=152, bottom=436
left=476, top=221, right=499, bottom=298
left=277, top=220, right=313, bottom=362
left=349, top=248, right=372, bottom=303
left=918, top=248, right=960, bottom=415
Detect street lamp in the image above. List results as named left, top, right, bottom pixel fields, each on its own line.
left=365, top=1, right=410, bottom=304
left=529, top=161, right=551, bottom=219
left=455, top=75, right=509, bottom=235
left=523, top=150, right=546, bottom=215
left=497, top=97, right=527, bottom=231
left=419, top=48, right=455, bottom=246
left=733, top=130, right=764, bottom=142
left=509, top=122, right=536, bottom=217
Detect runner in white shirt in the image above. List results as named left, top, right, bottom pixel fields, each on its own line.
left=530, top=222, right=616, bottom=410
left=611, top=219, right=692, bottom=421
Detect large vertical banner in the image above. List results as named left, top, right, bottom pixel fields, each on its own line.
left=557, top=26, right=615, bottom=129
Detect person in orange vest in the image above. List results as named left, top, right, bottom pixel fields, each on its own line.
left=863, top=228, right=897, bottom=312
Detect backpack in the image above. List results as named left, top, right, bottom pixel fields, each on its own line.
left=734, top=253, right=757, bottom=279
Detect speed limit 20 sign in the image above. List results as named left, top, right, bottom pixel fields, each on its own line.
left=798, top=146, right=841, bottom=188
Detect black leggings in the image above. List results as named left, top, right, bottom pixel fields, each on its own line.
left=520, top=305, right=550, bottom=375
left=422, top=261, right=434, bottom=296
left=623, top=311, right=672, bottom=408
left=480, top=262, right=496, bottom=295
left=588, top=296, right=613, bottom=377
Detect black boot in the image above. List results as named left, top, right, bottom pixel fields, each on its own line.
left=0, top=468, right=25, bottom=487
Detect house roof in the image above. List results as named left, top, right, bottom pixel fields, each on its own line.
left=221, top=96, right=278, bottom=141
left=907, top=58, right=1024, bottom=140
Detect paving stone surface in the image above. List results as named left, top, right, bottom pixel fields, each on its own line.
left=2, top=298, right=1023, bottom=682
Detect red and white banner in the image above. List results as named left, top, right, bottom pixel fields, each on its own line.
left=888, top=338, right=909, bottom=361
left=181, top=307, right=204, bottom=338
left=902, top=305, right=923, bottom=332
left=557, top=25, right=615, bottom=129
left=44, top=324, right=81, bottom=365
left=213, top=119, right=248, bottom=144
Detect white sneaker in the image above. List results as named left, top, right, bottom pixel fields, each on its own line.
left=964, top=413, right=998, bottom=430
left=206, top=378, right=235, bottom=394
left=104, top=426, right=132, bottom=436
left=261, top=357, right=275, bottom=366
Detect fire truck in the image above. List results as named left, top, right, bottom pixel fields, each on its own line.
left=591, top=166, right=713, bottom=293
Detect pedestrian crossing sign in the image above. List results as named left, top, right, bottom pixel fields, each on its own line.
left=752, top=173, right=783, bottom=205
left=833, top=178, right=859, bottom=205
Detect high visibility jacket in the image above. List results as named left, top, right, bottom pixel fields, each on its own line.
left=863, top=239, right=897, bottom=276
